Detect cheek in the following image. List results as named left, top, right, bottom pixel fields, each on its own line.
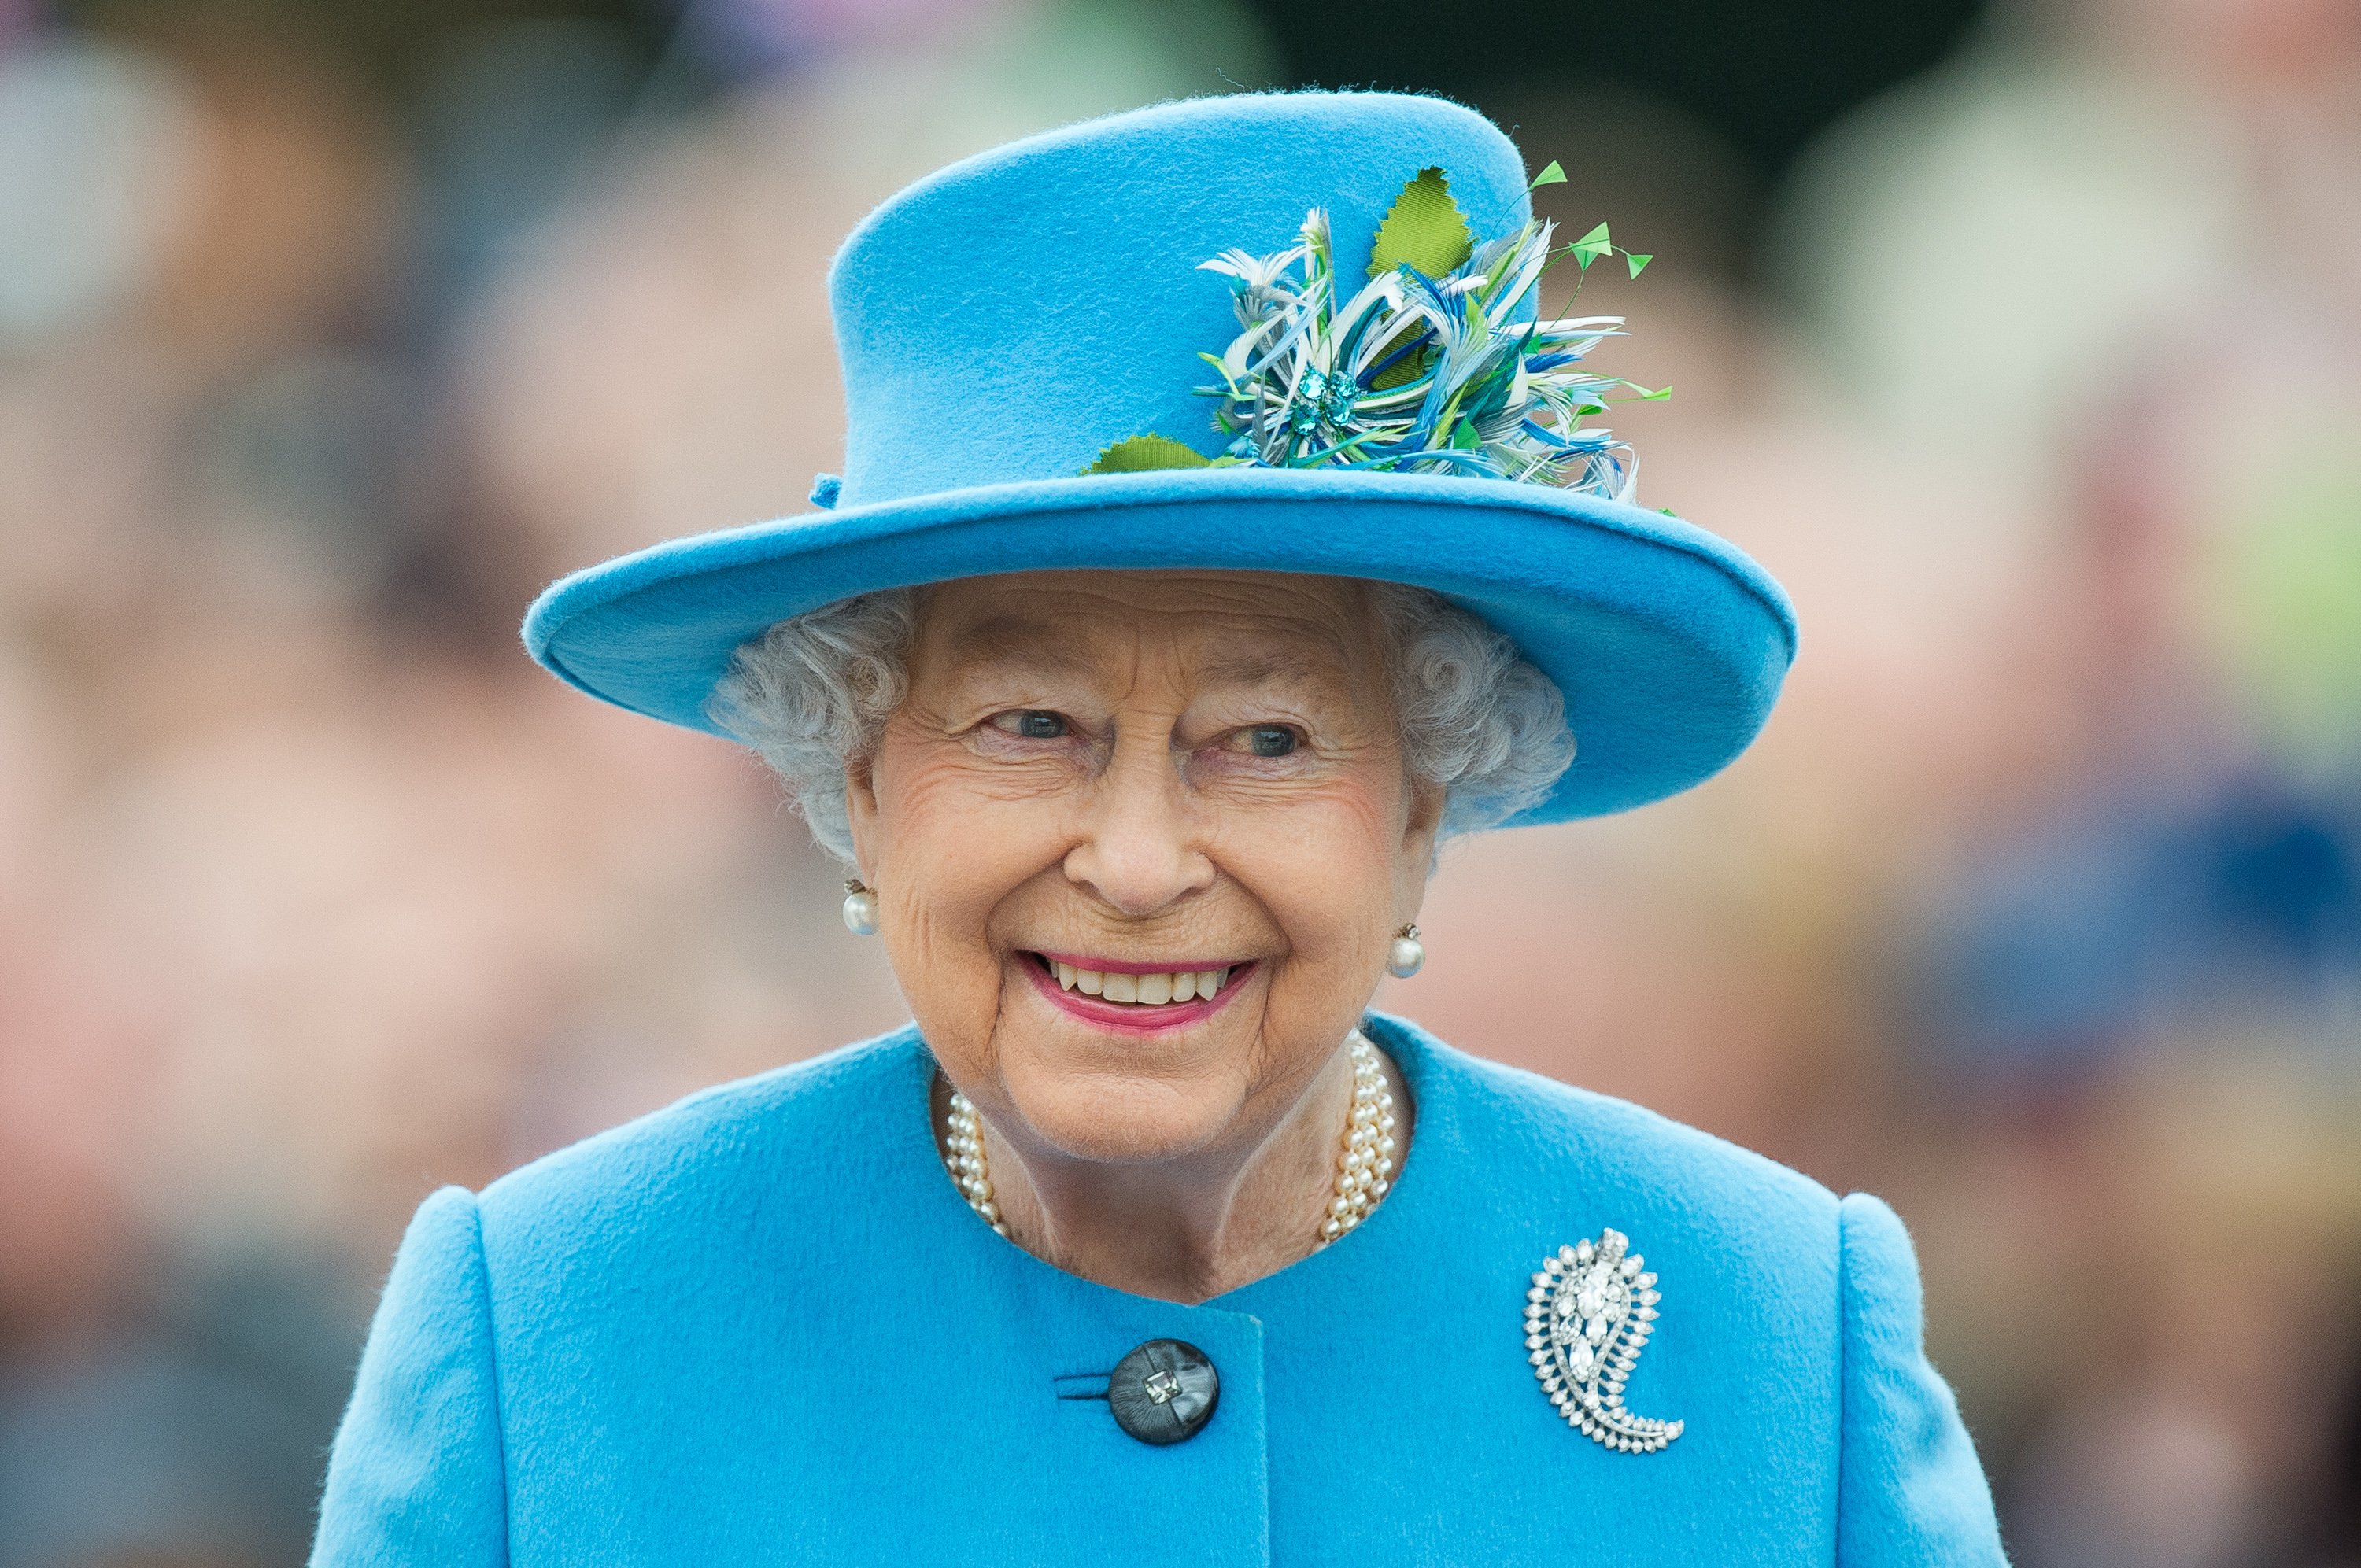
left=863, top=735, right=1068, bottom=1059
left=1220, top=770, right=1410, bottom=1018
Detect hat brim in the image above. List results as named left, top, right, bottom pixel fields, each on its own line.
left=523, top=467, right=1795, bottom=825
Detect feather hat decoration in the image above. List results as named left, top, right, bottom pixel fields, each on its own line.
left=1091, top=164, right=1662, bottom=502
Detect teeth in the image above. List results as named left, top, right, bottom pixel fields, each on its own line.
left=1051, top=964, right=1234, bottom=1005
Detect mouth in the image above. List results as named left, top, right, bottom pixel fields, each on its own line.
left=1020, top=950, right=1255, bottom=1031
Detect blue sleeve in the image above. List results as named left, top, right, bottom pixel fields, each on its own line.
left=1837, top=1192, right=2008, bottom=1566
left=312, top=1186, right=509, bottom=1568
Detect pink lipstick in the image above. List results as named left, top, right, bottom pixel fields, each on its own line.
left=1019, top=953, right=1254, bottom=1033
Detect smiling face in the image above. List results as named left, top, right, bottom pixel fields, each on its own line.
left=844, top=570, right=1440, bottom=1173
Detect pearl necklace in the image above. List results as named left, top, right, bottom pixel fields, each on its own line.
left=940, top=1031, right=1398, bottom=1247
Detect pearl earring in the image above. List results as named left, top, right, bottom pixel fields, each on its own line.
left=1386, top=923, right=1425, bottom=979
left=841, top=878, right=879, bottom=935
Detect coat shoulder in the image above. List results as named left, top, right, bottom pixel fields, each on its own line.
left=1376, top=1013, right=1841, bottom=1254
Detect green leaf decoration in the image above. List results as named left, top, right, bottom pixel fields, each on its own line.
left=1625, top=252, right=1653, bottom=279
left=1369, top=343, right=1432, bottom=391
left=1369, top=167, right=1474, bottom=280
left=1633, top=384, right=1673, bottom=401
left=1568, top=221, right=1612, bottom=271
left=1528, top=159, right=1567, bottom=190
left=1084, top=434, right=1211, bottom=474
left=1448, top=417, right=1481, bottom=451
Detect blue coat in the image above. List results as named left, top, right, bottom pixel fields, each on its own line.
left=312, top=1016, right=2006, bottom=1566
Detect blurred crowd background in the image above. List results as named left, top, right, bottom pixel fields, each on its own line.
left=2, top=0, right=2359, bottom=1561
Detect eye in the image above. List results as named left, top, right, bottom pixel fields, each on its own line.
left=1241, top=725, right=1300, bottom=758
left=993, top=710, right=1068, bottom=740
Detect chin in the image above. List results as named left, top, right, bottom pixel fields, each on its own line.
left=996, top=1060, right=1248, bottom=1168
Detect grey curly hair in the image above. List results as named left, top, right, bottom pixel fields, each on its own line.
left=708, top=582, right=1576, bottom=864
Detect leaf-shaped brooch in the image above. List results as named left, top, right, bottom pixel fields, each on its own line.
left=1525, top=1229, right=1684, bottom=1453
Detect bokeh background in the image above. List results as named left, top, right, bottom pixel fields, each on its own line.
left=3, top=0, right=2359, bottom=1560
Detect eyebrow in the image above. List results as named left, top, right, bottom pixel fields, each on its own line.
left=942, top=616, right=1347, bottom=688
left=935, top=614, right=1350, bottom=694
left=1192, top=645, right=1350, bottom=690
left=940, top=615, right=1099, bottom=675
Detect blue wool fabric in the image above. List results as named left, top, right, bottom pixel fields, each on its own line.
left=522, top=91, right=1798, bottom=823
left=312, top=1017, right=2005, bottom=1566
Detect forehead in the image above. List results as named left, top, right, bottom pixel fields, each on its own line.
left=914, top=571, right=1384, bottom=687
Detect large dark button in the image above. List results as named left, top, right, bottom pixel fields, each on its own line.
left=1107, top=1338, right=1219, bottom=1445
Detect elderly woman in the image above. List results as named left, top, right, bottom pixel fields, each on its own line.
left=313, top=94, right=2005, bottom=1566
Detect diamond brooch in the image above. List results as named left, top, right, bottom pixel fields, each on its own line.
left=1524, top=1229, right=1684, bottom=1453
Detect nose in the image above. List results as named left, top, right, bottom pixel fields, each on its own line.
left=1062, top=735, right=1214, bottom=917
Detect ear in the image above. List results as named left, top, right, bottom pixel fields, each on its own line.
left=1403, top=776, right=1447, bottom=840
left=1394, top=778, right=1443, bottom=919
left=843, top=758, right=881, bottom=879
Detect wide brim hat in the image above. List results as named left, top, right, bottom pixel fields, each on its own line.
left=524, top=91, right=1795, bottom=823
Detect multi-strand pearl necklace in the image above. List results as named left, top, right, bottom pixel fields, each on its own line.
left=941, top=1085, right=1011, bottom=1238
left=1320, top=1032, right=1398, bottom=1242
left=940, top=1031, right=1398, bottom=1248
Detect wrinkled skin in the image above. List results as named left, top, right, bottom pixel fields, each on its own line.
left=845, top=570, right=1435, bottom=1301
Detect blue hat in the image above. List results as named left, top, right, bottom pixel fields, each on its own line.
left=523, top=90, right=1794, bottom=823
